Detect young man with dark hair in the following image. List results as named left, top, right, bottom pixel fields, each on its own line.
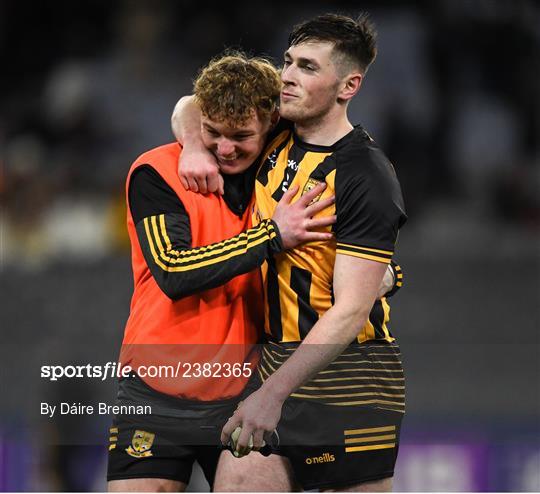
left=173, top=13, right=407, bottom=492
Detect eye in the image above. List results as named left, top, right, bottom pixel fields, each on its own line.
left=283, top=59, right=291, bottom=68
left=205, top=128, right=220, bottom=137
left=234, top=134, right=252, bottom=142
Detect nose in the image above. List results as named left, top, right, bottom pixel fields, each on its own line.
left=281, top=64, right=296, bottom=85
left=217, top=138, right=235, bottom=158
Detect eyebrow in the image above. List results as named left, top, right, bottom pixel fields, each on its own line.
left=203, top=123, right=254, bottom=137
left=283, top=51, right=319, bottom=67
left=233, top=131, right=255, bottom=137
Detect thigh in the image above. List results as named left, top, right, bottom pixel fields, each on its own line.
left=278, top=400, right=403, bottom=491
left=194, top=446, right=225, bottom=489
left=214, top=450, right=298, bottom=492
left=107, top=415, right=197, bottom=486
left=108, top=478, right=186, bottom=492
left=322, top=477, right=393, bottom=492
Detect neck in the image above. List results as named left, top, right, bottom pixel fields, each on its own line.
left=295, top=106, right=353, bottom=146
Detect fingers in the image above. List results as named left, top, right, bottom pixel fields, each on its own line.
left=179, top=175, right=190, bottom=191
left=278, top=185, right=299, bottom=205
left=221, top=415, right=239, bottom=445
left=305, top=195, right=335, bottom=216
left=178, top=157, right=189, bottom=190
left=229, top=426, right=252, bottom=458
left=235, top=427, right=253, bottom=458
left=298, top=182, right=327, bottom=206
left=306, top=215, right=337, bottom=230
left=207, top=173, right=226, bottom=194
left=186, top=177, right=199, bottom=193
left=251, top=430, right=265, bottom=451
left=206, top=174, right=218, bottom=194
left=198, top=177, right=208, bottom=194
left=218, top=175, right=225, bottom=196
left=178, top=158, right=221, bottom=194
left=303, top=231, right=334, bottom=243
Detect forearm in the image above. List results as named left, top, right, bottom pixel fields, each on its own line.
left=261, top=303, right=371, bottom=402
left=137, top=216, right=283, bottom=299
left=261, top=255, right=387, bottom=402
left=220, top=257, right=389, bottom=449
left=171, top=95, right=203, bottom=148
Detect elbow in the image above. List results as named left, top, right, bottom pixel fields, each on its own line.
left=155, top=276, right=193, bottom=301
left=171, top=95, right=194, bottom=124
left=150, top=265, right=216, bottom=301
left=334, top=302, right=371, bottom=329
left=171, top=101, right=181, bottom=129
left=350, top=308, right=371, bottom=328
left=159, top=285, right=184, bottom=301
left=171, top=97, right=184, bottom=128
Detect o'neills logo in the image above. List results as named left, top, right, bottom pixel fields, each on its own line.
left=305, top=452, right=335, bottom=464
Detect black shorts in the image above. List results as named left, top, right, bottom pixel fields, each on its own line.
left=107, top=375, right=238, bottom=487
left=244, top=372, right=403, bottom=491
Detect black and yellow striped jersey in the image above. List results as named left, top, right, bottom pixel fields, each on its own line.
left=258, top=340, right=405, bottom=413
left=254, top=126, right=407, bottom=345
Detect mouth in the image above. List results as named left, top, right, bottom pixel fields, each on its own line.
left=217, top=156, right=240, bottom=167
left=281, top=91, right=298, bottom=101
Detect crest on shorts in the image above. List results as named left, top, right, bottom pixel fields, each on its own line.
left=302, top=178, right=323, bottom=204
left=126, top=429, right=155, bottom=458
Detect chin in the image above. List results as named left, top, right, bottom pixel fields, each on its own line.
left=220, top=160, right=253, bottom=175
left=279, top=105, right=304, bottom=122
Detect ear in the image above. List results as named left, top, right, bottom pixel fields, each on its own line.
left=338, top=73, right=363, bottom=102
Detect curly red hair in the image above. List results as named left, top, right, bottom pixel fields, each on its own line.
left=194, top=51, right=281, bottom=126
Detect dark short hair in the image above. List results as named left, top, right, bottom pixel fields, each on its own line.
left=288, top=13, right=377, bottom=74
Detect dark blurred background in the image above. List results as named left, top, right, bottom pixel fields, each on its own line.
left=1, top=0, right=539, bottom=491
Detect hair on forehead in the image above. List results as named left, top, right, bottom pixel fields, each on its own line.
left=194, top=50, right=281, bottom=126
left=288, top=13, right=377, bottom=74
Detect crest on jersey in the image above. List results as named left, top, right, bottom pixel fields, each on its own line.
left=302, top=178, right=324, bottom=204
left=126, top=430, right=155, bottom=458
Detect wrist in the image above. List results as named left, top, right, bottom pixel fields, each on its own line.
left=268, top=220, right=285, bottom=253
left=262, top=374, right=290, bottom=403
left=181, top=136, right=208, bottom=152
